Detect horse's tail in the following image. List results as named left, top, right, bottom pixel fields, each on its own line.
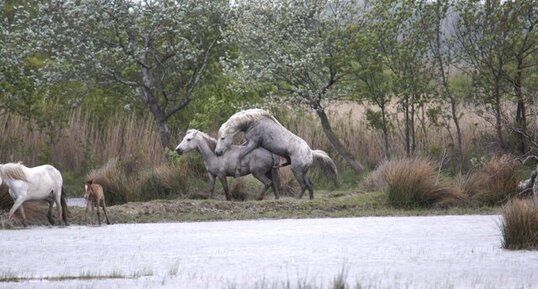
left=311, top=150, right=340, bottom=187
left=61, top=187, right=69, bottom=225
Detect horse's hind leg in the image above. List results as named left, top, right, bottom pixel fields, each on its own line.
left=8, top=197, right=25, bottom=223
left=267, top=170, right=280, bottom=200
left=53, top=191, right=63, bottom=226
left=292, top=167, right=314, bottom=200
left=101, top=200, right=110, bottom=225
left=253, top=172, right=272, bottom=201
left=18, top=205, right=27, bottom=227
left=47, top=200, right=55, bottom=225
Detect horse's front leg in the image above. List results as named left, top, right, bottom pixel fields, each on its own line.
left=208, top=173, right=216, bottom=199
left=219, top=176, right=231, bottom=201
left=235, top=141, right=259, bottom=178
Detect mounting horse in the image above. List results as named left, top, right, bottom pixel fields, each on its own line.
left=214, top=109, right=339, bottom=199
left=175, top=129, right=282, bottom=200
left=0, top=162, right=68, bottom=226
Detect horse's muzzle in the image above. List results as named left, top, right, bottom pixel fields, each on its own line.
left=175, top=148, right=183, bottom=155
left=215, top=150, right=223, bottom=157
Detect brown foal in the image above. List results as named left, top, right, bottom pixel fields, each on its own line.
left=84, top=179, right=110, bottom=225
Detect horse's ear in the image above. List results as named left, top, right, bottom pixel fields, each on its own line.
left=86, top=179, right=93, bottom=185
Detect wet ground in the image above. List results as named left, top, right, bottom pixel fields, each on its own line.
left=0, top=215, right=537, bottom=289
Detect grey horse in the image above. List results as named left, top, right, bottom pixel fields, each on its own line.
left=214, top=109, right=339, bottom=199
left=175, top=129, right=281, bottom=200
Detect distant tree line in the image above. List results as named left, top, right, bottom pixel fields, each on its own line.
left=1, top=0, right=537, bottom=172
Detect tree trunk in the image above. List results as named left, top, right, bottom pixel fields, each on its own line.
left=493, top=84, right=505, bottom=148
left=410, top=98, right=416, bottom=154
left=450, top=95, right=463, bottom=172
left=316, top=109, right=365, bottom=173
left=142, top=86, right=171, bottom=148
left=404, top=95, right=410, bottom=157
left=140, top=65, right=171, bottom=148
left=381, top=103, right=390, bottom=159
left=514, top=61, right=527, bottom=155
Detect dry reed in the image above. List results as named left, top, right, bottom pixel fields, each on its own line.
left=0, top=111, right=164, bottom=172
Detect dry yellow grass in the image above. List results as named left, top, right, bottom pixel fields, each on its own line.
left=501, top=199, right=538, bottom=250
left=462, top=155, right=521, bottom=206
left=379, top=158, right=465, bottom=208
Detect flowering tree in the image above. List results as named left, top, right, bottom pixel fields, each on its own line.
left=230, top=0, right=365, bottom=172
left=9, top=0, right=230, bottom=147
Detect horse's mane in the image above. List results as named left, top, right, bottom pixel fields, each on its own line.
left=219, top=109, right=282, bottom=136
left=0, top=162, right=29, bottom=182
left=188, top=129, right=217, bottom=152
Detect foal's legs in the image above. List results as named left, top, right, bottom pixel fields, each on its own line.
left=100, top=200, right=110, bottom=225
left=85, top=199, right=92, bottom=224
left=95, top=201, right=102, bottom=225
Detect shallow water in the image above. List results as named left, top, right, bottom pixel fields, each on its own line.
left=0, top=215, right=537, bottom=289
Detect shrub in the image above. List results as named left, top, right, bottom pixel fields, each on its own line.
left=87, top=153, right=210, bottom=203
left=463, top=155, right=521, bottom=206
left=381, top=158, right=464, bottom=208
left=501, top=199, right=538, bottom=250
left=135, top=162, right=189, bottom=200
left=361, top=164, right=388, bottom=192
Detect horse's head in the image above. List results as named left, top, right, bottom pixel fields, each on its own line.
left=215, top=128, right=233, bottom=156
left=175, top=129, right=199, bottom=155
left=84, top=179, right=93, bottom=198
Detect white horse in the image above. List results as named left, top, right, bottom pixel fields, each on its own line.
left=215, top=109, right=339, bottom=199
left=0, top=162, right=68, bottom=226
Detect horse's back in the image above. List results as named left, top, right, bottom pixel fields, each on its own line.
left=26, top=165, right=63, bottom=199
left=251, top=119, right=312, bottom=160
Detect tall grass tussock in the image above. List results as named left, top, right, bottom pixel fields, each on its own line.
left=379, top=158, right=464, bottom=208
left=462, top=155, right=521, bottom=206
left=501, top=199, right=538, bottom=250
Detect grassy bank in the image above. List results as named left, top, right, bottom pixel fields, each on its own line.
left=1, top=191, right=499, bottom=227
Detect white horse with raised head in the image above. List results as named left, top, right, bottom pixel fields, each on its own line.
left=215, top=109, right=339, bottom=199
left=0, top=162, right=68, bottom=226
